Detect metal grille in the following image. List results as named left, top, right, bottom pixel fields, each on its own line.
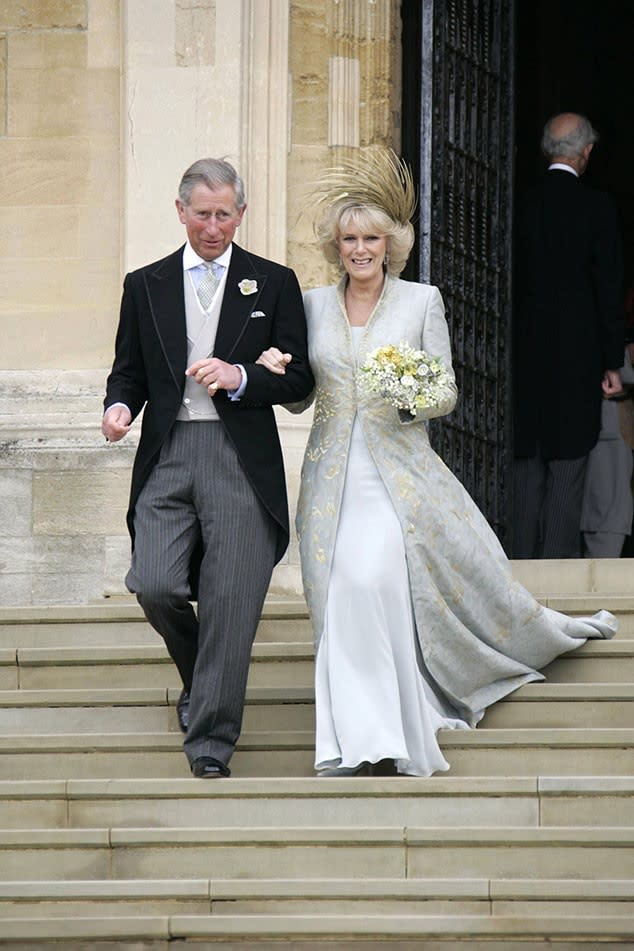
left=418, top=0, right=515, bottom=545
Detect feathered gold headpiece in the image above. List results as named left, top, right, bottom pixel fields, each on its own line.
left=312, top=146, right=417, bottom=226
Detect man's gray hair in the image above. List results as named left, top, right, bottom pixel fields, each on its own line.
left=541, top=114, right=598, bottom=160
left=178, top=158, right=246, bottom=209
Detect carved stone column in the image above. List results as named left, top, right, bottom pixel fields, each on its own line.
left=327, top=0, right=400, bottom=151
left=239, top=0, right=291, bottom=263
left=288, top=0, right=402, bottom=290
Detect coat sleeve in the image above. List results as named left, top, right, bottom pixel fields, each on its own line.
left=240, top=267, right=314, bottom=405
left=103, top=273, right=149, bottom=420
left=591, top=193, right=625, bottom=371
left=399, top=284, right=458, bottom=425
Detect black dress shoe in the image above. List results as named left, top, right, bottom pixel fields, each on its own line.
left=191, top=756, right=231, bottom=779
left=317, top=762, right=371, bottom=777
left=369, top=758, right=398, bottom=777
left=176, top=688, right=190, bottom=733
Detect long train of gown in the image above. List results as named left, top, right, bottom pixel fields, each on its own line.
left=314, top=340, right=616, bottom=777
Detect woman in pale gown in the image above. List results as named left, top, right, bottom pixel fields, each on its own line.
left=257, top=149, right=616, bottom=778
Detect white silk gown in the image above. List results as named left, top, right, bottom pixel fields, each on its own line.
left=315, top=329, right=476, bottom=775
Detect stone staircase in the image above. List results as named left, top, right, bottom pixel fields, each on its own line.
left=0, top=560, right=633, bottom=948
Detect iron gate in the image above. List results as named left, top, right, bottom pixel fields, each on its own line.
left=412, top=0, right=516, bottom=546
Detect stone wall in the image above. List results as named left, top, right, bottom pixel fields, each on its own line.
left=0, top=0, right=402, bottom=605
left=0, top=0, right=121, bottom=370
left=0, top=1, right=123, bottom=604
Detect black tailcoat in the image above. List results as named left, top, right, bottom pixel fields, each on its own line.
left=104, top=243, right=314, bottom=566
left=514, top=170, right=624, bottom=459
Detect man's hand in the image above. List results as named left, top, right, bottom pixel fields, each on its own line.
left=186, top=357, right=242, bottom=394
left=102, top=405, right=132, bottom=442
left=602, top=368, right=623, bottom=398
left=256, top=347, right=292, bottom=375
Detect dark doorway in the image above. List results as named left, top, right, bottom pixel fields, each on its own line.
left=400, top=0, right=516, bottom=549
left=400, top=0, right=634, bottom=550
left=515, top=0, right=634, bottom=280
left=400, top=0, right=423, bottom=284
left=515, top=0, right=634, bottom=557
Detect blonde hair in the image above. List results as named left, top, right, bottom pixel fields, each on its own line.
left=312, top=147, right=417, bottom=277
left=317, top=201, right=414, bottom=277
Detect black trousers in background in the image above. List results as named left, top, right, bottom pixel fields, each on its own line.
left=512, top=451, right=587, bottom=559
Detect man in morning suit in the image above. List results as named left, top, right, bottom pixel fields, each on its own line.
left=102, top=158, right=314, bottom=778
left=513, top=112, right=624, bottom=558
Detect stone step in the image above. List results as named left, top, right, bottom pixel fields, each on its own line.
left=545, top=595, right=634, bottom=635
left=1, top=825, right=633, bottom=883
left=4, top=643, right=315, bottom=691
left=1, top=595, right=633, bottom=649
left=1, top=876, right=632, bottom=919
left=0, top=879, right=211, bottom=918
left=2, top=911, right=634, bottom=948
left=442, top=727, right=634, bottom=776
left=1, top=728, right=632, bottom=780
left=0, top=730, right=313, bottom=780
left=0, top=620, right=159, bottom=650
left=0, top=600, right=313, bottom=648
left=1, top=682, right=632, bottom=734
left=0, top=686, right=315, bottom=734
left=2, top=777, right=633, bottom=830
left=479, top=682, right=634, bottom=728
left=541, top=641, right=634, bottom=682
left=3, top=640, right=633, bottom=693
left=1, top=582, right=631, bottom=951
left=510, top=557, right=634, bottom=597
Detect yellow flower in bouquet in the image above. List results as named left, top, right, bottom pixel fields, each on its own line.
left=359, top=342, right=453, bottom=416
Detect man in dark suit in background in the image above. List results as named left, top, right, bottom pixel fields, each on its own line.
left=513, top=112, right=624, bottom=558
left=102, top=158, right=314, bottom=777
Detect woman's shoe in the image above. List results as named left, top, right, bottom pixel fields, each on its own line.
left=317, top=762, right=371, bottom=777
left=369, top=758, right=398, bottom=776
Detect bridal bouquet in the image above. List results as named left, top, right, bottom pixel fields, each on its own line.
left=358, top=342, right=454, bottom=416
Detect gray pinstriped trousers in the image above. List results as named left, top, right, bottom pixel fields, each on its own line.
left=512, top=451, right=587, bottom=558
left=126, top=421, right=277, bottom=767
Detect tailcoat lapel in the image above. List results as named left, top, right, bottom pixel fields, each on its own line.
left=141, top=244, right=268, bottom=382
left=142, top=247, right=188, bottom=391
left=214, top=244, right=268, bottom=361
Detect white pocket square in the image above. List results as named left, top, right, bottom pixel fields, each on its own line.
left=250, top=310, right=266, bottom=318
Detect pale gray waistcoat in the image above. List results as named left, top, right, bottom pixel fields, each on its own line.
left=177, top=268, right=226, bottom=422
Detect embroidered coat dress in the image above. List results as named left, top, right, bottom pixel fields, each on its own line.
left=291, top=275, right=615, bottom=741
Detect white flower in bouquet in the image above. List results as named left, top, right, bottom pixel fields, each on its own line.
left=358, top=342, right=453, bottom=416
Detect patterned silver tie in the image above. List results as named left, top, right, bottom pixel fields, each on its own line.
left=197, top=262, right=221, bottom=310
